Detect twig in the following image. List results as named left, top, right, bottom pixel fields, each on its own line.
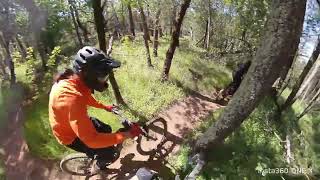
left=195, top=35, right=205, bottom=46
left=274, top=132, right=286, bottom=143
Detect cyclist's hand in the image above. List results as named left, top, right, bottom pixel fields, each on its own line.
left=129, top=123, right=143, bottom=137
left=105, top=104, right=119, bottom=112
left=122, top=132, right=133, bottom=139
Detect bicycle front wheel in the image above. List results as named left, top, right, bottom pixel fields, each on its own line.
left=60, top=153, right=93, bottom=176
left=136, top=117, right=167, bottom=155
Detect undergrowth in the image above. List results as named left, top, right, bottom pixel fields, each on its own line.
left=170, top=95, right=319, bottom=180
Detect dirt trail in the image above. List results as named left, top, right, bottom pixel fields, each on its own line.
left=0, top=92, right=224, bottom=180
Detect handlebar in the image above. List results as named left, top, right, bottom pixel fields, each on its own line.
left=111, top=108, right=148, bottom=137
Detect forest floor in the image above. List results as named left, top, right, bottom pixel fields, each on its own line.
left=0, top=90, right=226, bottom=180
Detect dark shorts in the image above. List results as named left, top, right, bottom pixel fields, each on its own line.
left=66, top=117, right=119, bottom=169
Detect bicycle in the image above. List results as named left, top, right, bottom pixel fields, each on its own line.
left=59, top=109, right=168, bottom=178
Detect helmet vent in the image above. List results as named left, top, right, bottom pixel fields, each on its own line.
left=86, top=49, right=93, bottom=54
left=80, top=53, right=86, bottom=60
left=95, top=48, right=100, bottom=52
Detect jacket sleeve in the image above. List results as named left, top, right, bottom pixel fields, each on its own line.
left=68, top=96, right=126, bottom=148
left=87, top=94, right=107, bottom=109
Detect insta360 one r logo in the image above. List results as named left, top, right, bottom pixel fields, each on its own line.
left=257, top=167, right=313, bottom=176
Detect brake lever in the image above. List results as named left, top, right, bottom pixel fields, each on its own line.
left=111, top=109, right=147, bottom=137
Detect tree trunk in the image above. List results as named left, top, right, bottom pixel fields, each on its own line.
left=120, top=2, right=126, bottom=33
left=70, top=0, right=89, bottom=43
left=138, top=0, right=152, bottom=66
left=92, top=0, right=107, bottom=51
left=127, top=3, right=135, bottom=37
left=194, top=0, right=306, bottom=155
left=153, top=9, right=161, bottom=57
left=0, top=60, right=7, bottom=79
left=305, top=78, right=320, bottom=102
left=299, top=59, right=320, bottom=100
left=297, top=86, right=320, bottom=120
left=92, top=0, right=125, bottom=105
left=281, top=39, right=320, bottom=110
left=159, top=26, right=164, bottom=37
left=68, top=0, right=83, bottom=47
left=205, top=1, right=211, bottom=50
left=111, top=2, right=122, bottom=34
left=277, top=52, right=298, bottom=97
left=161, top=0, right=192, bottom=81
left=170, top=2, right=177, bottom=36
left=138, top=0, right=151, bottom=41
left=37, top=42, right=47, bottom=71
left=18, top=0, right=48, bottom=70
left=0, top=34, right=16, bottom=85
left=15, top=36, right=27, bottom=60
left=203, top=20, right=209, bottom=49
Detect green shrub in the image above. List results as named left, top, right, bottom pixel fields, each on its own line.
left=24, top=95, right=72, bottom=159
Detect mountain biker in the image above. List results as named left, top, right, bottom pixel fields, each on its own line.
left=220, top=60, right=251, bottom=98
left=48, top=46, right=142, bottom=170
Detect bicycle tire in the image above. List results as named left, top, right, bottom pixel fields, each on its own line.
left=136, top=117, right=168, bottom=155
left=60, top=153, right=93, bottom=176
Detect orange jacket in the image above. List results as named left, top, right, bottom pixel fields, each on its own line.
left=48, top=75, right=126, bottom=148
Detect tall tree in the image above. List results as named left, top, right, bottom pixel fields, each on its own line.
left=92, top=0, right=125, bottom=105
left=0, top=34, right=15, bottom=85
left=161, top=0, right=192, bottom=81
left=153, top=8, right=161, bottom=57
left=110, top=1, right=123, bottom=35
left=71, top=0, right=90, bottom=43
left=0, top=52, right=8, bottom=79
left=281, top=39, right=320, bottom=111
left=68, top=0, right=83, bottom=47
left=203, top=0, right=212, bottom=49
left=0, top=1, right=16, bottom=85
left=18, top=0, right=48, bottom=70
left=138, top=0, right=152, bottom=66
left=170, top=0, right=178, bottom=35
left=300, top=64, right=320, bottom=101
left=190, top=0, right=306, bottom=176
left=120, top=2, right=127, bottom=34
left=15, top=35, right=27, bottom=60
left=297, top=85, right=320, bottom=120
left=127, top=2, right=135, bottom=37
left=138, top=0, right=151, bottom=41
